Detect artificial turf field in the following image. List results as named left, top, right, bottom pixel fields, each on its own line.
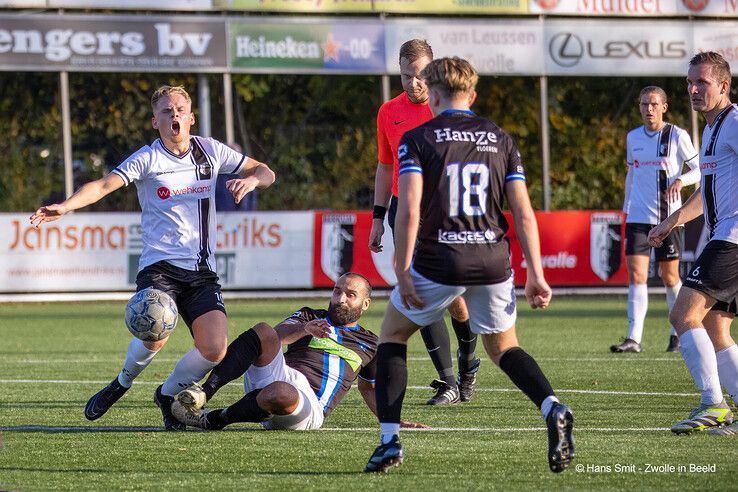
left=1, top=295, right=736, bottom=491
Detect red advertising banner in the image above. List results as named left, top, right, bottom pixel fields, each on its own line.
left=312, top=210, right=630, bottom=288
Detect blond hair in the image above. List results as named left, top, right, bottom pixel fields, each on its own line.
left=420, top=57, right=478, bottom=97
left=150, top=85, right=191, bottom=111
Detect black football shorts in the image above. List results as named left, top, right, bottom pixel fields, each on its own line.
left=135, top=260, right=226, bottom=332
left=625, top=222, right=683, bottom=262
left=684, top=240, right=738, bottom=306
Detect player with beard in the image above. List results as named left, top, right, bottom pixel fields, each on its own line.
left=171, top=273, right=426, bottom=431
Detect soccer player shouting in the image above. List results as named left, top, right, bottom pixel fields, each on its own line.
left=30, top=85, right=275, bottom=430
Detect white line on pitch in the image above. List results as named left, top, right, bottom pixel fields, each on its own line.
left=0, top=379, right=698, bottom=397
left=0, top=425, right=671, bottom=433
left=5, top=356, right=683, bottom=364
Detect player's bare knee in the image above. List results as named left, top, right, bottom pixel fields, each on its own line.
left=482, top=332, right=518, bottom=366
left=257, top=382, right=299, bottom=415
left=143, top=338, right=167, bottom=351
left=252, top=322, right=280, bottom=364
left=195, top=338, right=228, bottom=363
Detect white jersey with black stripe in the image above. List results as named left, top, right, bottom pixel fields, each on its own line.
left=699, top=104, right=738, bottom=245
left=623, top=124, right=699, bottom=225
left=112, top=136, right=247, bottom=272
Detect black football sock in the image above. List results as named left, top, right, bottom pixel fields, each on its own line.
left=498, top=347, right=555, bottom=409
left=375, top=343, right=408, bottom=424
left=202, top=329, right=262, bottom=401
left=219, top=389, right=270, bottom=425
left=451, top=318, right=478, bottom=374
left=420, top=319, right=456, bottom=387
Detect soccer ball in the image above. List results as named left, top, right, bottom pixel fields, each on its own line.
left=125, top=288, right=178, bottom=341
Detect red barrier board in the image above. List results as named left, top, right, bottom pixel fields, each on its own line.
left=312, top=210, right=630, bottom=288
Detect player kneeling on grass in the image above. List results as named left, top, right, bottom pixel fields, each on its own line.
left=364, top=57, right=575, bottom=474
left=172, top=273, right=427, bottom=431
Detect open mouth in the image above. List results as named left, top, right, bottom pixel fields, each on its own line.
left=171, top=122, right=181, bottom=136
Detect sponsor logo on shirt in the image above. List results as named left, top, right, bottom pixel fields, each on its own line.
left=437, top=229, right=499, bottom=244
left=700, top=161, right=717, bottom=170
left=157, top=185, right=212, bottom=200
left=633, top=159, right=667, bottom=168
left=434, top=128, right=498, bottom=147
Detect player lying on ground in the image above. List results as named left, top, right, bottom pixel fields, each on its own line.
left=171, top=273, right=427, bottom=431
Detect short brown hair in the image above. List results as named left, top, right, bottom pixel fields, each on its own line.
left=399, top=39, right=433, bottom=64
left=151, top=85, right=191, bottom=111
left=689, top=51, right=732, bottom=86
left=639, top=86, right=668, bottom=104
left=420, top=57, right=478, bottom=97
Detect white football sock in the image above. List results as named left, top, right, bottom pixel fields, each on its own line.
left=627, top=283, right=648, bottom=343
left=161, top=348, right=218, bottom=397
left=118, top=338, right=158, bottom=388
left=716, top=344, right=738, bottom=406
left=679, top=328, right=723, bottom=406
left=380, top=423, right=400, bottom=444
left=665, top=282, right=681, bottom=336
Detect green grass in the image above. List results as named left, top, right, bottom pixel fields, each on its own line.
left=1, top=295, right=736, bottom=490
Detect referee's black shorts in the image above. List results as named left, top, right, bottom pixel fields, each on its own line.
left=136, top=260, right=226, bottom=332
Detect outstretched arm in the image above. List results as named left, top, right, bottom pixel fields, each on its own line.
left=30, top=173, right=125, bottom=227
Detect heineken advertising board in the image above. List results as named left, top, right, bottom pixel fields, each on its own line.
left=229, top=19, right=384, bottom=73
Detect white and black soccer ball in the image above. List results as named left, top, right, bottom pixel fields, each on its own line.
left=125, top=287, right=178, bottom=341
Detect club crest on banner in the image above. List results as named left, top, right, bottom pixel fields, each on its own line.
left=590, top=212, right=623, bottom=281
left=320, top=213, right=356, bottom=282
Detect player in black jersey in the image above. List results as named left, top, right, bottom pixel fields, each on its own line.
left=171, top=273, right=426, bottom=431
left=364, top=57, right=575, bottom=474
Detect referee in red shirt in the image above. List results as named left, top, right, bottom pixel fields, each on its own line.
left=369, top=39, right=480, bottom=405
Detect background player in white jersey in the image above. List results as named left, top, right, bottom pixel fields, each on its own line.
left=30, top=85, right=276, bottom=430
left=364, top=57, right=574, bottom=474
left=649, top=51, right=738, bottom=434
left=612, top=86, right=700, bottom=354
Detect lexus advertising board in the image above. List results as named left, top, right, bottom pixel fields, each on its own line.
left=545, top=20, right=691, bottom=75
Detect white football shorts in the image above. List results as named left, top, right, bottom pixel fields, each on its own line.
left=390, top=267, right=517, bottom=335
left=243, top=349, right=324, bottom=430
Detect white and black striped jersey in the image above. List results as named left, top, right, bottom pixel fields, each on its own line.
left=699, top=104, right=738, bottom=245
left=280, top=307, right=378, bottom=418
left=112, top=137, right=247, bottom=272
left=623, top=123, right=699, bottom=225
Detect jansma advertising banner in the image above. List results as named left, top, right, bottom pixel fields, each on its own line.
left=0, top=212, right=313, bottom=292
